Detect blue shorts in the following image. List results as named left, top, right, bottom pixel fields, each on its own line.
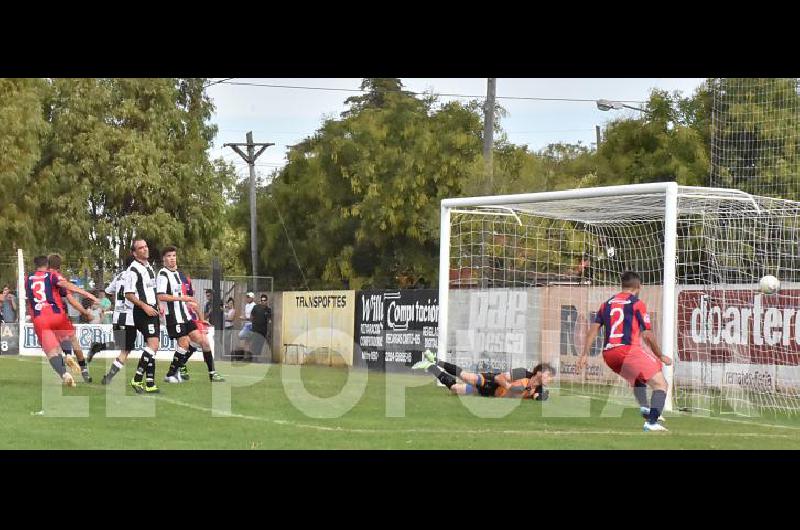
left=238, top=322, right=252, bottom=339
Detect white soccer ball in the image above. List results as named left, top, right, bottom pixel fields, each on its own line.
left=760, top=275, right=780, bottom=294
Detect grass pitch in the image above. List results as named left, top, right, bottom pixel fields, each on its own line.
left=2, top=356, right=799, bottom=450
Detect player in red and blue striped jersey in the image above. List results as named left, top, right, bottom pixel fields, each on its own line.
left=25, top=255, right=97, bottom=386
left=48, top=254, right=93, bottom=382
left=577, top=271, right=672, bottom=432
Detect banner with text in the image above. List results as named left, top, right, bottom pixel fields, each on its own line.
left=446, top=288, right=543, bottom=373
left=282, top=291, right=355, bottom=366
left=540, top=285, right=663, bottom=385
left=354, top=290, right=439, bottom=372
left=19, top=323, right=214, bottom=360
left=1, top=323, right=18, bottom=355
left=675, top=284, right=800, bottom=393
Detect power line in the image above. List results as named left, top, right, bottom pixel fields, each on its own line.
left=204, top=78, right=236, bottom=88
left=216, top=80, right=647, bottom=104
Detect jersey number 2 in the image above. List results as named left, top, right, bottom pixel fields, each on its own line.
left=609, top=308, right=624, bottom=339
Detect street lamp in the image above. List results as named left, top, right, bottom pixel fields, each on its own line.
left=596, top=99, right=651, bottom=114
left=594, top=99, right=653, bottom=148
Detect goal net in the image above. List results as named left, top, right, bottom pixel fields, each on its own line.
left=439, top=183, right=800, bottom=416
left=710, top=78, right=800, bottom=201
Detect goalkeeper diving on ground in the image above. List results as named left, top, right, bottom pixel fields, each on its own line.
left=412, top=350, right=554, bottom=400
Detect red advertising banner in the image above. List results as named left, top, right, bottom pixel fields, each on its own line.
left=677, top=288, right=800, bottom=366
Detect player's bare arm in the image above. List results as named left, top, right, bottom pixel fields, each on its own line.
left=126, top=292, right=158, bottom=317
left=57, top=278, right=97, bottom=303
left=66, top=292, right=92, bottom=319
left=642, top=329, right=671, bottom=365
left=494, top=372, right=513, bottom=390
left=157, top=292, right=195, bottom=304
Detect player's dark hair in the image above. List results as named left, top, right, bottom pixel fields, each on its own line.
left=131, top=239, right=146, bottom=252
left=532, top=363, right=555, bottom=376
left=161, top=245, right=177, bottom=258
left=34, top=255, right=49, bottom=268
left=621, top=271, right=641, bottom=289
left=47, top=254, right=63, bottom=270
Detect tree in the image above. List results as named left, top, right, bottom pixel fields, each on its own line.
left=34, top=78, right=233, bottom=281
left=0, top=78, right=49, bottom=282
left=709, top=78, right=800, bottom=200
left=593, top=87, right=710, bottom=187
left=242, top=79, right=485, bottom=290
left=0, top=78, right=48, bottom=251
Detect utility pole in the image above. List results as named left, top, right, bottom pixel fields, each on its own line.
left=483, top=78, right=496, bottom=194
left=480, top=78, right=496, bottom=290
left=224, top=132, right=274, bottom=291
left=596, top=125, right=602, bottom=149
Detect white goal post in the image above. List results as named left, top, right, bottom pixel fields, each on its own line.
left=438, top=183, right=800, bottom=415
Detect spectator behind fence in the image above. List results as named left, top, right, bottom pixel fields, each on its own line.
left=249, top=293, right=273, bottom=362
left=1, top=284, right=17, bottom=323
left=235, top=292, right=256, bottom=361
left=98, top=290, right=112, bottom=323
left=224, top=297, right=235, bottom=357
left=204, top=290, right=213, bottom=320
left=79, top=293, right=102, bottom=324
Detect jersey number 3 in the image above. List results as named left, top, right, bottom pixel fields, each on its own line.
left=31, top=280, right=47, bottom=303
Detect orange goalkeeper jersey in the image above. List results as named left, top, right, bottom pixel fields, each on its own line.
left=494, top=378, right=536, bottom=398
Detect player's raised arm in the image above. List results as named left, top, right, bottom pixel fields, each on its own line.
left=56, top=277, right=97, bottom=303
left=65, top=292, right=92, bottom=320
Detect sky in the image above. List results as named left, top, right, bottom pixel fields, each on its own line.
left=206, top=78, right=706, bottom=182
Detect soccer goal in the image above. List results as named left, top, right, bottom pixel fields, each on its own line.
left=438, top=182, right=800, bottom=415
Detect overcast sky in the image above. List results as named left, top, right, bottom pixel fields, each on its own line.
left=206, top=78, right=706, bottom=181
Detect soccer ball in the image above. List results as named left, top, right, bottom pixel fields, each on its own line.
left=760, top=275, right=780, bottom=294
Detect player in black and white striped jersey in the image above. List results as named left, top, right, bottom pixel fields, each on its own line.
left=87, top=254, right=138, bottom=385
left=125, top=239, right=162, bottom=394
left=156, top=245, right=199, bottom=383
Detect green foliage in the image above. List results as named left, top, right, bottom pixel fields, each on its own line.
left=225, top=79, right=727, bottom=289
left=710, top=78, right=800, bottom=199
left=248, top=79, right=484, bottom=290
left=593, top=87, right=710, bottom=187
left=0, top=78, right=48, bottom=251
left=32, top=78, right=233, bottom=277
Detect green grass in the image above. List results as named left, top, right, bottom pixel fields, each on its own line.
left=2, top=355, right=800, bottom=449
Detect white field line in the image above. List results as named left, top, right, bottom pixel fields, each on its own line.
left=573, top=393, right=800, bottom=432
left=10, top=357, right=799, bottom=439
left=129, top=395, right=800, bottom=439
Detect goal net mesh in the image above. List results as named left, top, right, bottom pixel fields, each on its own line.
left=445, top=186, right=800, bottom=416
